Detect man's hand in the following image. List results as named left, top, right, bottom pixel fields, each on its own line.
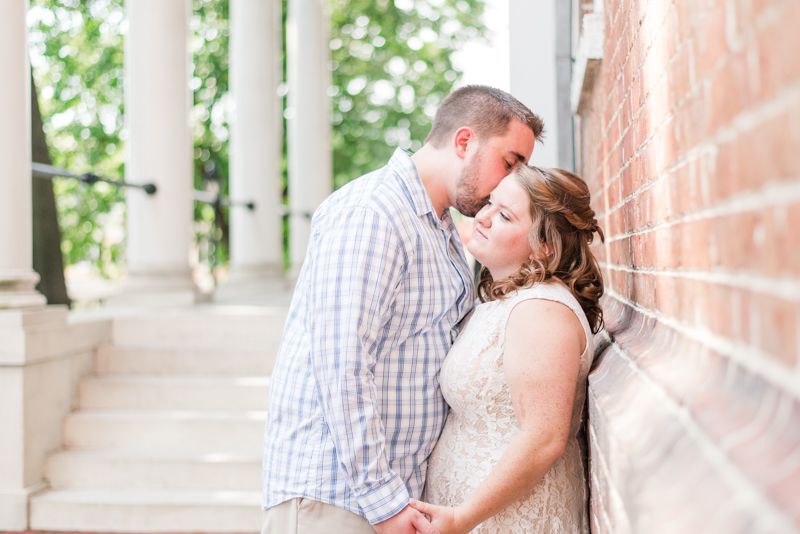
left=372, top=504, right=439, bottom=534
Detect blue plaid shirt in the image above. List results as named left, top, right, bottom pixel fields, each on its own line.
left=262, top=148, right=475, bottom=524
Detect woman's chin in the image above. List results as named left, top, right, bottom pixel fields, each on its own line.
left=468, top=247, right=483, bottom=266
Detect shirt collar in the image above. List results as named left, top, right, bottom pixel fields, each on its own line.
left=388, top=148, right=437, bottom=218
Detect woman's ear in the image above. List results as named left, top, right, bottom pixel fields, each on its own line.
left=530, top=242, right=553, bottom=261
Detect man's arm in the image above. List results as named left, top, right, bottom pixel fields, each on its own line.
left=307, top=206, right=415, bottom=525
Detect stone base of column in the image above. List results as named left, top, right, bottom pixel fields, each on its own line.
left=107, top=270, right=201, bottom=308
left=0, top=271, right=48, bottom=309
left=0, top=305, right=108, bottom=531
left=214, top=263, right=289, bottom=305
left=0, top=482, right=48, bottom=531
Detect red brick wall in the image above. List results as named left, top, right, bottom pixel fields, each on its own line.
left=578, top=0, right=800, bottom=530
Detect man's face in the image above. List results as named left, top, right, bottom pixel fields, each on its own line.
left=453, top=120, right=536, bottom=217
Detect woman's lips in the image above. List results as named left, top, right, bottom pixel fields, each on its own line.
left=475, top=227, right=487, bottom=239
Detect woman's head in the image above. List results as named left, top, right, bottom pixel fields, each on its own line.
left=470, top=165, right=606, bottom=333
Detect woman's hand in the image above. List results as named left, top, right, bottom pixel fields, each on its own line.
left=408, top=499, right=471, bottom=534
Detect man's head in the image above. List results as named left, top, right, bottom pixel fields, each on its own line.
left=426, top=85, right=545, bottom=149
left=425, top=85, right=545, bottom=217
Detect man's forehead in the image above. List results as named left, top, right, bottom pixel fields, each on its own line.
left=499, top=123, right=535, bottom=162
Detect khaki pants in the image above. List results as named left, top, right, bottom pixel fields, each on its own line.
left=262, top=498, right=375, bottom=534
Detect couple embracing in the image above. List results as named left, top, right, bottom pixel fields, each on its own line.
left=262, top=85, right=604, bottom=534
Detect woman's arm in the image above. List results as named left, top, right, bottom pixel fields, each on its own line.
left=411, top=298, right=585, bottom=534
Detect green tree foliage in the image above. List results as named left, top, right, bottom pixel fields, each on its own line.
left=29, top=0, right=485, bottom=278
left=190, top=0, right=232, bottom=269
left=29, top=0, right=235, bottom=276
left=29, top=0, right=127, bottom=278
left=330, top=0, right=485, bottom=188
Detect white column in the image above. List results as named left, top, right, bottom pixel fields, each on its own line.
left=0, top=6, right=61, bottom=528
left=123, top=0, right=196, bottom=304
left=286, top=0, right=332, bottom=275
left=0, top=0, right=46, bottom=309
left=228, top=0, right=284, bottom=285
left=509, top=0, right=559, bottom=168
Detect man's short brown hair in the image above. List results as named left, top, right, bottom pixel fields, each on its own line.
left=424, top=85, right=545, bottom=148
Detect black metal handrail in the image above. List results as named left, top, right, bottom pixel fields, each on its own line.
left=193, top=193, right=314, bottom=218
left=192, top=190, right=255, bottom=210
left=32, top=163, right=319, bottom=219
left=32, top=162, right=157, bottom=195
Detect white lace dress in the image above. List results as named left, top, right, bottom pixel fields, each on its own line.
left=423, top=280, right=593, bottom=533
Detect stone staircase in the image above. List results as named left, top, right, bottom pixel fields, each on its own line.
left=29, top=305, right=287, bottom=533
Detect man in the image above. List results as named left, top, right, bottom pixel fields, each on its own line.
left=263, top=85, right=544, bottom=534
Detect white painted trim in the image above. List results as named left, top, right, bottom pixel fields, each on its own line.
left=570, top=13, right=604, bottom=114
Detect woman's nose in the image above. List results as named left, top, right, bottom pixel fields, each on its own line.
left=475, top=207, right=491, bottom=227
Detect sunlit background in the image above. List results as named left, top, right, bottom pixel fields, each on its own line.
left=26, top=0, right=511, bottom=303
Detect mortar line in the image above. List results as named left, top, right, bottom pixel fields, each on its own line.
left=601, top=172, right=800, bottom=242
left=599, top=262, right=800, bottom=300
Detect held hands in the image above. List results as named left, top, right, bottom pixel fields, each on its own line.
left=408, top=499, right=471, bottom=534
left=372, top=504, right=440, bottom=534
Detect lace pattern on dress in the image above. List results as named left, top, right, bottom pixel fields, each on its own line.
left=423, top=280, right=593, bottom=534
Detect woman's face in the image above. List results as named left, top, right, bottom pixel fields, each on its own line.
left=467, top=174, right=535, bottom=280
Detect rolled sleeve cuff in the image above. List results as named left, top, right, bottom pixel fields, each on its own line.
left=356, top=474, right=410, bottom=525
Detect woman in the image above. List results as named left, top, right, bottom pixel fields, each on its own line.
left=409, top=164, right=604, bottom=534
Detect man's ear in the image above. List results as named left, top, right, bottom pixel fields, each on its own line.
left=453, top=127, right=474, bottom=160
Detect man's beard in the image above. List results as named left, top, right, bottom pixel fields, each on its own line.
left=453, top=148, right=488, bottom=217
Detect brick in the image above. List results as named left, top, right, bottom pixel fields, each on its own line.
left=707, top=52, right=753, bottom=135
left=779, top=203, right=800, bottom=273
left=630, top=72, right=643, bottom=117
left=712, top=211, right=758, bottom=270
left=644, top=177, right=670, bottom=225
left=675, top=0, right=697, bottom=44
left=630, top=151, right=646, bottom=195
left=677, top=92, right=710, bottom=154
left=679, top=217, right=711, bottom=270
left=755, top=0, right=800, bottom=101
left=708, top=283, right=736, bottom=339
left=746, top=108, right=800, bottom=189
left=756, top=294, right=798, bottom=366
left=651, top=226, right=679, bottom=269
left=692, top=0, right=729, bottom=77
left=669, top=41, right=694, bottom=107
left=750, top=0, right=780, bottom=19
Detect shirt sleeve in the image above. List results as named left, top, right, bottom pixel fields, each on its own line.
left=306, top=206, right=409, bottom=524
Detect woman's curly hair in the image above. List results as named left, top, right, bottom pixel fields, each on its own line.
left=476, top=165, right=606, bottom=334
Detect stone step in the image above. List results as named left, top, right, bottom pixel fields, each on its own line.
left=30, top=488, right=261, bottom=533
left=111, top=305, right=288, bottom=346
left=45, top=450, right=261, bottom=490
left=64, top=410, right=267, bottom=453
left=79, top=375, right=270, bottom=410
left=96, top=345, right=278, bottom=376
